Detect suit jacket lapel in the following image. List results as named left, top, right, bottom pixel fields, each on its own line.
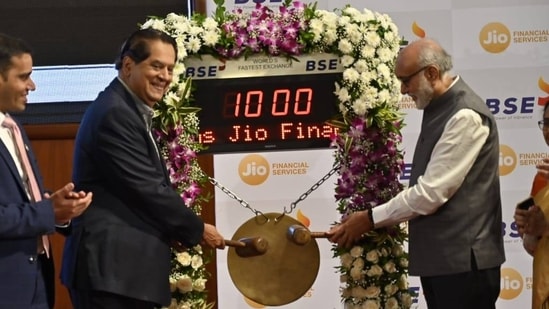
left=0, top=140, right=28, bottom=194
left=110, top=79, right=172, bottom=183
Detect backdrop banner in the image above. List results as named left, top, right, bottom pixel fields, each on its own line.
left=210, top=0, right=549, bottom=308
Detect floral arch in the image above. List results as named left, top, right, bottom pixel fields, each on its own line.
left=142, top=0, right=412, bottom=308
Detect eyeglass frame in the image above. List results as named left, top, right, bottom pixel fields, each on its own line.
left=397, top=65, right=433, bottom=87
left=538, top=119, right=549, bottom=130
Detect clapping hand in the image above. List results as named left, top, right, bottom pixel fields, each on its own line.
left=45, top=182, right=92, bottom=225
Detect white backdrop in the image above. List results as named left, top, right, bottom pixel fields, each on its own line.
left=208, top=0, right=549, bottom=308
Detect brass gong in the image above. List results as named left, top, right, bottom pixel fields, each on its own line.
left=227, top=212, right=320, bottom=306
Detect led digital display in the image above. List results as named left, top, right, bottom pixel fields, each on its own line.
left=185, top=54, right=343, bottom=153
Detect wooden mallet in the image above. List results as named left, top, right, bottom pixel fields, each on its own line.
left=287, top=224, right=328, bottom=246
left=225, top=236, right=269, bottom=257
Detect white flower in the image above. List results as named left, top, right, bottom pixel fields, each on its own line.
left=398, top=274, right=409, bottom=290
left=176, top=275, right=193, bottom=293
left=347, top=25, right=363, bottom=44
left=350, top=246, right=364, bottom=257
left=343, top=68, right=360, bottom=83
left=191, top=254, right=203, bottom=269
left=380, top=247, right=389, bottom=257
left=341, top=55, right=355, bottom=67
left=365, top=32, right=381, bottom=47
left=185, top=37, right=202, bottom=53
left=169, top=277, right=177, bottom=292
left=352, top=100, right=368, bottom=117
left=383, top=261, right=397, bottom=274
left=365, top=250, right=379, bottom=263
left=176, top=251, right=192, bottom=266
left=351, top=286, right=369, bottom=298
left=363, top=299, right=381, bottom=309
left=193, top=278, right=207, bottom=292
left=143, top=19, right=166, bottom=31
left=340, top=252, right=353, bottom=268
left=335, top=83, right=351, bottom=103
left=384, top=297, right=399, bottom=309
left=392, top=244, right=404, bottom=257
left=201, top=17, right=218, bottom=30
left=338, top=15, right=351, bottom=27
left=366, top=265, right=383, bottom=277
left=192, top=244, right=203, bottom=254
left=365, top=286, right=381, bottom=298
left=202, top=30, right=220, bottom=46
left=338, top=39, right=353, bottom=54
left=352, top=257, right=365, bottom=269
left=350, top=265, right=364, bottom=280
left=342, top=287, right=352, bottom=298
left=399, top=258, right=409, bottom=268
left=384, top=284, right=399, bottom=296
left=177, top=302, right=191, bottom=309
left=353, top=59, right=368, bottom=73
left=401, top=292, right=413, bottom=308
left=360, top=45, right=376, bottom=59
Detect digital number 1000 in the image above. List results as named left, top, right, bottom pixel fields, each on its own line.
left=222, top=87, right=313, bottom=118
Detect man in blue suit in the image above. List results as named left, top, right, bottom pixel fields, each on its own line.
left=61, top=28, right=226, bottom=309
left=0, top=33, right=93, bottom=309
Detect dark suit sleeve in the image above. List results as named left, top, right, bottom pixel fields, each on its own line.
left=0, top=127, right=56, bottom=239
left=0, top=199, right=55, bottom=239
left=91, top=102, right=204, bottom=246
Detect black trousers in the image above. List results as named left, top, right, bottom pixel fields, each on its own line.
left=69, top=289, right=159, bottom=309
left=420, top=256, right=501, bottom=309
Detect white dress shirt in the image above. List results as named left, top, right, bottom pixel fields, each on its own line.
left=372, top=101, right=490, bottom=227
left=0, top=112, right=31, bottom=197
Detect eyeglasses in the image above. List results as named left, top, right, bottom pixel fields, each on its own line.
left=538, top=120, right=549, bottom=130
left=398, top=65, right=431, bottom=87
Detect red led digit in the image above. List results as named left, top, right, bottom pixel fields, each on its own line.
left=244, top=90, right=263, bottom=118
left=223, top=92, right=241, bottom=118
left=294, top=88, right=313, bottom=115
left=272, top=89, right=290, bottom=116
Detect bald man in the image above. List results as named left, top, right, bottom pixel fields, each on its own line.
left=327, top=38, right=505, bottom=309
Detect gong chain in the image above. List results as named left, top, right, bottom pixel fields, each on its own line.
left=276, top=163, right=340, bottom=221
left=207, top=163, right=340, bottom=221
left=207, top=177, right=269, bottom=221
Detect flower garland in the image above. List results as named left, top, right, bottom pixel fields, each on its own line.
left=142, top=0, right=412, bottom=308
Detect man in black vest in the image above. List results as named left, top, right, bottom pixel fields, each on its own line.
left=328, top=38, right=505, bottom=309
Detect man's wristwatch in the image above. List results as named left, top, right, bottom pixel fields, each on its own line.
left=367, top=208, right=375, bottom=228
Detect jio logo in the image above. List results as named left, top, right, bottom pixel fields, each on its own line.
left=499, top=268, right=524, bottom=300
left=499, top=144, right=517, bottom=176
left=239, top=154, right=270, bottom=185
left=479, top=22, right=511, bottom=54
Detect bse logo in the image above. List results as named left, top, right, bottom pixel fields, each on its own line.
left=500, top=268, right=524, bottom=300
left=499, top=145, right=517, bottom=176
left=479, top=22, right=511, bottom=54
left=486, top=76, right=549, bottom=116
left=239, top=154, right=270, bottom=185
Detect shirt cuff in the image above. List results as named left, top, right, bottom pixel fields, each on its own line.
left=55, top=220, right=71, bottom=228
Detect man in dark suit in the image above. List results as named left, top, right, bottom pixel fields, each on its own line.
left=61, top=28, right=226, bottom=309
left=0, top=33, right=93, bottom=309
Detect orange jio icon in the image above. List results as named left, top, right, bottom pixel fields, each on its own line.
left=239, top=154, right=270, bottom=185
left=479, top=22, right=511, bottom=54
left=500, top=268, right=524, bottom=300
left=499, top=145, right=517, bottom=176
